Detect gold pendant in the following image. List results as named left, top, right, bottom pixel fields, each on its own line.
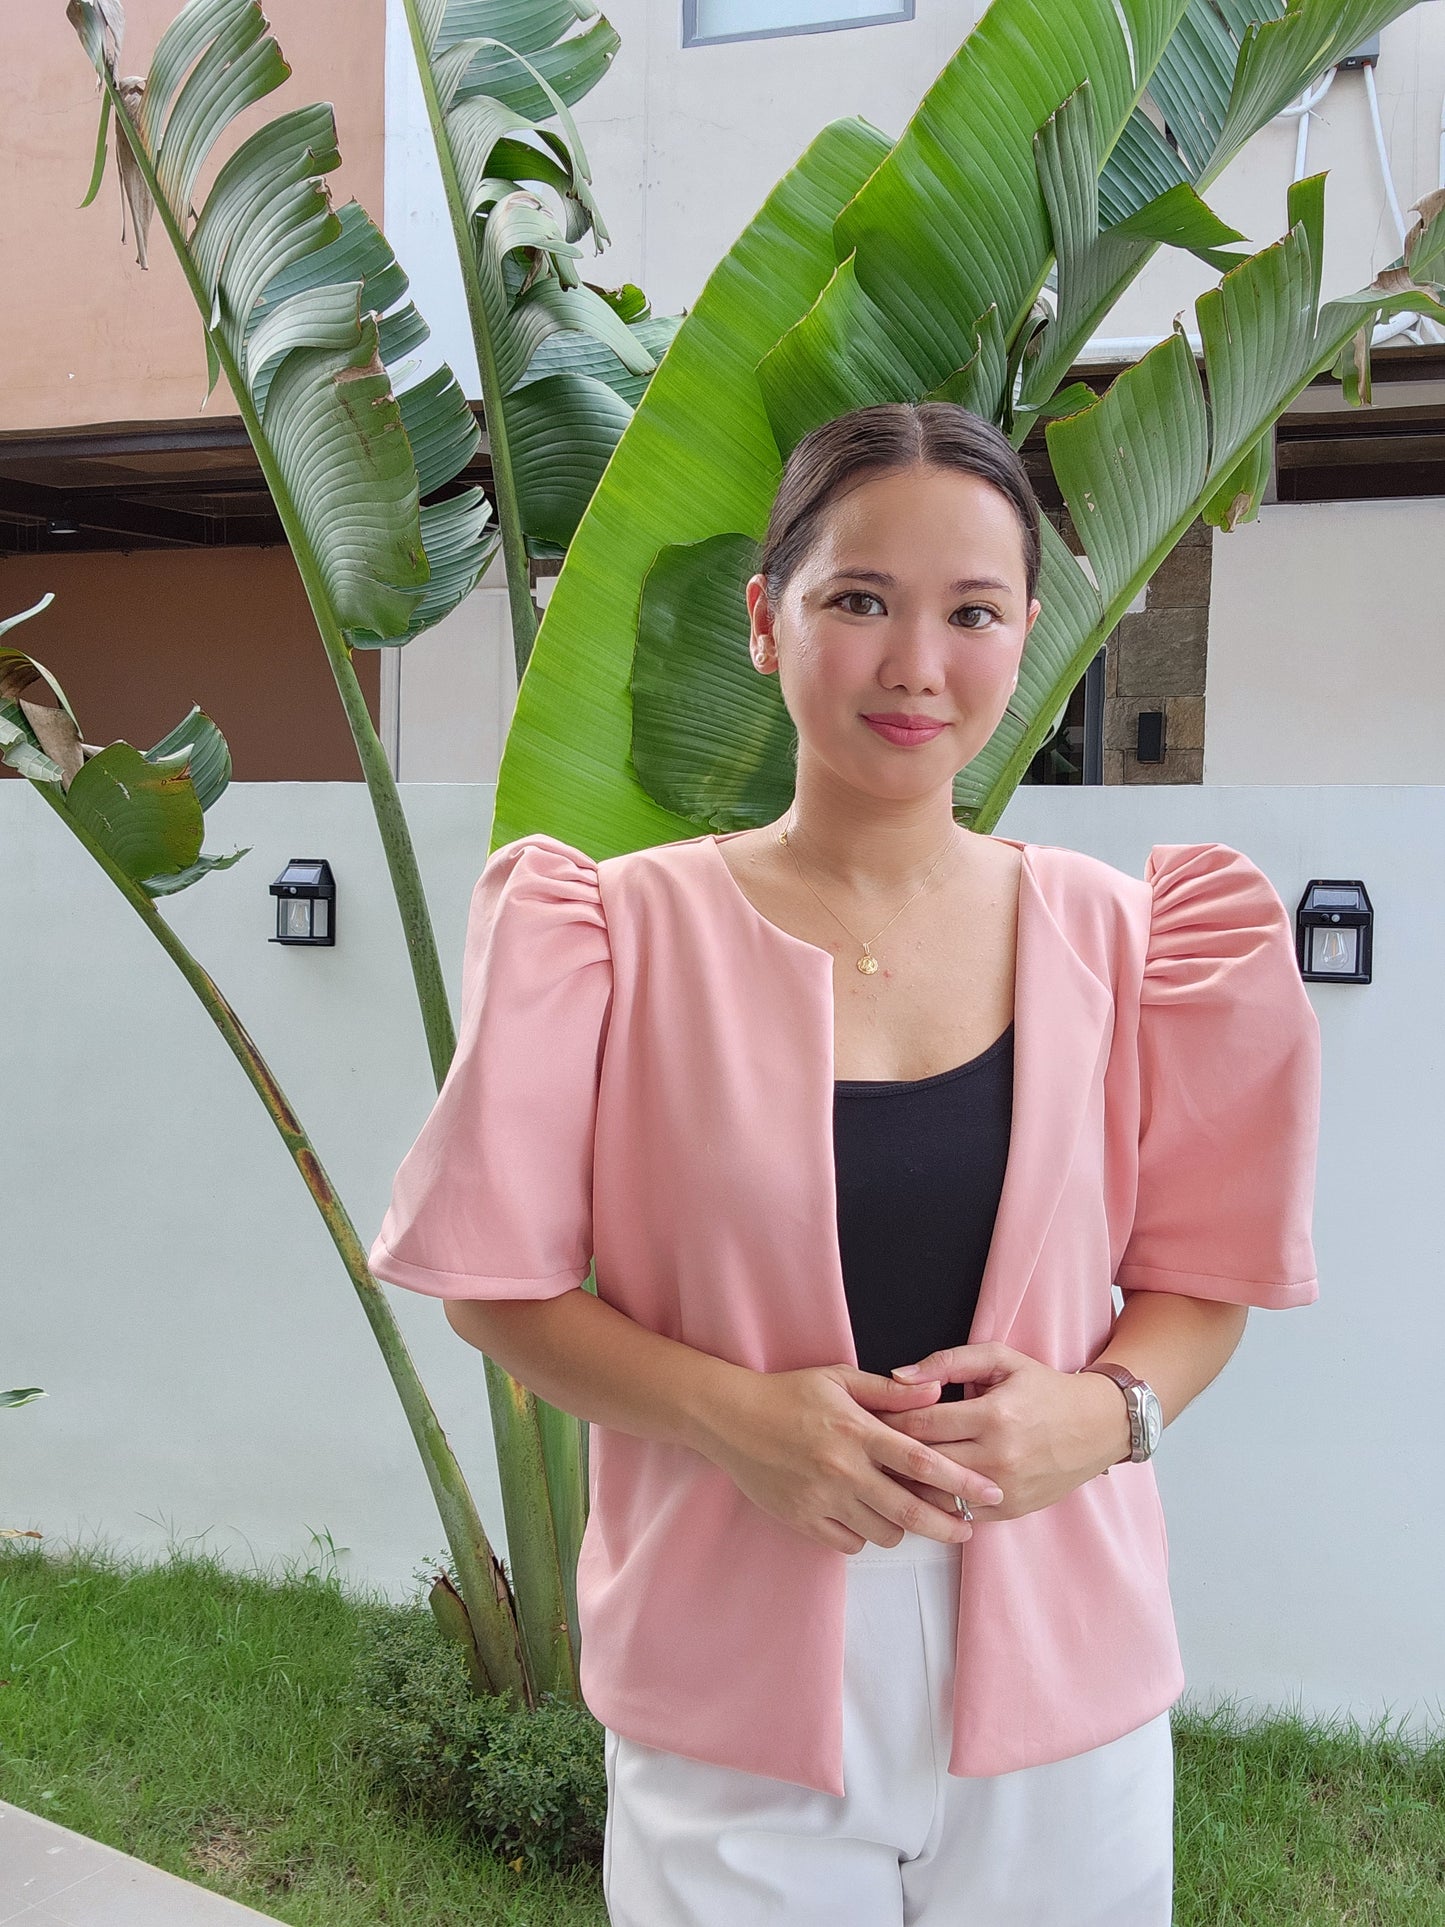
left=857, top=952, right=879, bottom=974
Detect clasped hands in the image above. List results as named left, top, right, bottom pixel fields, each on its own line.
left=874, top=1341, right=1134, bottom=1525
left=707, top=1341, right=1134, bottom=1556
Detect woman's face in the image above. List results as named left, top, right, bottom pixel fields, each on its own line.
left=746, top=462, right=1042, bottom=801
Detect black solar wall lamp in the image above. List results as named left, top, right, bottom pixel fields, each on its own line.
left=269, top=858, right=336, bottom=946
left=1296, top=877, right=1371, bottom=984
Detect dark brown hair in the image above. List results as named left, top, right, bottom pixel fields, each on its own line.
left=756, top=402, right=1041, bottom=613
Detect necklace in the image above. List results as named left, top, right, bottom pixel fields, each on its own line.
left=776, top=811, right=962, bottom=975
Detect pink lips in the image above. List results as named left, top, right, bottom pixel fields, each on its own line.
left=863, top=715, right=947, bottom=746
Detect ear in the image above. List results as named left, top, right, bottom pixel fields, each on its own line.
left=745, top=575, right=778, bottom=668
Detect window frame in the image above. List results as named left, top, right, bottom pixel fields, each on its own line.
left=682, top=0, right=915, bottom=48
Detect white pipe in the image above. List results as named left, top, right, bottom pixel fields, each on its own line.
left=1274, top=68, right=1338, bottom=120
left=1274, top=66, right=1338, bottom=183
left=1362, top=58, right=1410, bottom=248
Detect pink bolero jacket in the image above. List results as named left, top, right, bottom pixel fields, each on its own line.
left=368, top=829, right=1322, bottom=1795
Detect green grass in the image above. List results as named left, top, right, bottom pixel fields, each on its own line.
left=0, top=1535, right=1440, bottom=1925
left=0, top=1535, right=606, bottom=1925
left=1173, top=1700, right=1445, bottom=1925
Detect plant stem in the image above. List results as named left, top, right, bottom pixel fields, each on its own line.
left=30, top=780, right=529, bottom=1704
left=399, top=0, right=540, bottom=688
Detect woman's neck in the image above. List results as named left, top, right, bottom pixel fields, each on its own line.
left=777, top=784, right=970, bottom=898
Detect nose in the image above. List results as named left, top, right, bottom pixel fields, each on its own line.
left=875, top=617, right=954, bottom=693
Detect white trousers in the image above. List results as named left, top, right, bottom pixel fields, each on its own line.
left=602, top=1529, right=1175, bottom=1925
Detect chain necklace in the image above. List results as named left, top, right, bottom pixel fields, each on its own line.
left=776, top=811, right=962, bottom=975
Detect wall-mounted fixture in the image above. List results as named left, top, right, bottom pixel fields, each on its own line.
left=269, top=858, right=336, bottom=946
left=1135, top=709, right=1166, bottom=763
left=1296, top=877, right=1372, bottom=984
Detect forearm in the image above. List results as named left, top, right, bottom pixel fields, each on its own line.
left=1077, top=1287, right=1250, bottom=1466
left=442, top=1288, right=747, bottom=1460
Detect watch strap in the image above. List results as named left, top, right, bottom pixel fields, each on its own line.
left=1080, top=1361, right=1143, bottom=1395
left=1078, top=1361, right=1142, bottom=1471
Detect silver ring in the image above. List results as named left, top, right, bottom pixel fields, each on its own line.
left=954, top=1494, right=974, bottom=1522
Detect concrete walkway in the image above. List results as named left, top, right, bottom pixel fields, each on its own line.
left=0, top=1802, right=281, bottom=1924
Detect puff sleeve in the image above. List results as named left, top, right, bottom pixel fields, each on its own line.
left=1114, top=843, right=1322, bottom=1309
left=367, top=834, right=612, bottom=1300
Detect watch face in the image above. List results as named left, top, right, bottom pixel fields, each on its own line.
left=1142, top=1387, right=1163, bottom=1453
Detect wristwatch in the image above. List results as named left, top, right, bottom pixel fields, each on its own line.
left=1078, top=1361, right=1163, bottom=1470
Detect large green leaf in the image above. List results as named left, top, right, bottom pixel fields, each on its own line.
left=68, top=0, right=496, bottom=646
left=488, top=114, right=892, bottom=857
left=1038, top=0, right=1435, bottom=415
left=489, top=0, right=1441, bottom=853
left=756, top=0, right=1194, bottom=452
left=399, top=0, right=676, bottom=683
left=1047, top=171, right=1445, bottom=618
left=70, top=0, right=506, bottom=1103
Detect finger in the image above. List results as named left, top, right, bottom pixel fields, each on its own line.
left=891, top=1342, right=1012, bottom=1387
left=817, top=1516, right=867, bottom=1554
left=868, top=1423, right=1004, bottom=1507
left=852, top=1476, right=973, bottom=1546
left=878, top=1403, right=985, bottom=1444
left=838, top=1366, right=943, bottom=1410
left=891, top=1473, right=986, bottom=1517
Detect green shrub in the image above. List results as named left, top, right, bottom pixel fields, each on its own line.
left=344, top=1594, right=606, bottom=1875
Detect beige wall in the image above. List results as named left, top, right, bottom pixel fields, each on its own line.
left=2, top=0, right=385, bottom=433
left=1205, top=494, right=1445, bottom=784
left=0, top=548, right=380, bottom=782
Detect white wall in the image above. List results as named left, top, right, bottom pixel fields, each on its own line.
left=1206, top=494, right=1445, bottom=785
left=4, top=779, right=1441, bottom=1743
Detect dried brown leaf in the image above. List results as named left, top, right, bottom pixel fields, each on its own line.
left=115, top=75, right=152, bottom=270
left=0, top=655, right=87, bottom=787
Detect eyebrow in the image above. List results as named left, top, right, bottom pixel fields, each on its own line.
left=824, top=569, right=1013, bottom=595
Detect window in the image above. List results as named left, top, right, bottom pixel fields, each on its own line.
left=683, top=0, right=913, bottom=47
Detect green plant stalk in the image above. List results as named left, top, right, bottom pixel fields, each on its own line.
left=27, top=777, right=528, bottom=1705
left=394, top=0, right=588, bottom=1705
left=399, top=0, right=539, bottom=688
left=103, top=82, right=457, bottom=1090
left=92, top=76, right=571, bottom=1698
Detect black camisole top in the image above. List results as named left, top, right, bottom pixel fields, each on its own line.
left=833, top=1022, right=1014, bottom=1404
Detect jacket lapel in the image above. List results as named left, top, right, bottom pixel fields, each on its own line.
left=966, top=841, right=1116, bottom=1346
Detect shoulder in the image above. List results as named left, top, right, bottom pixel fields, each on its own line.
left=470, top=833, right=610, bottom=952
left=1139, top=841, right=1293, bottom=945
left=1018, top=839, right=1151, bottom=943
left=479, top=829, right=718, bottom=932
left=1023, top=837, right=1284, bottom=921
left=1020, top=840, right=1298, bottom=999
left=594, top=832, right=717, bottom=921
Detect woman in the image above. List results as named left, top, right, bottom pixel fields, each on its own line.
left=369, top=403, right=1322, bottom=1924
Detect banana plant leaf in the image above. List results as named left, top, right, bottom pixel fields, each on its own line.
left=485, top=0, right=1442, bottom=858
left=398, top=0, right=683, bottom=678
left=69, top=0, right=497, bottom=651
left=0, top=594, right=247, bottom=897
left=69, top=0, right=510, bottom=1093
